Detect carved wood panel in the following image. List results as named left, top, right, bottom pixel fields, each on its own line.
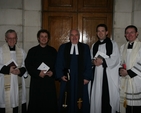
left=42, top=0, right=113, bottom=13
left=42, top=0, right=77, bottom=12
left=78, top=0, right=113, bottom=12
left=42, top=12, right=77, bottom=50
left=78, top=13, right=113, bottom=48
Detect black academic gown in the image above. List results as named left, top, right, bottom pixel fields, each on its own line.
left=25, top=45, right=57, bottom=113
left=55, top=42, right=93, bottom=113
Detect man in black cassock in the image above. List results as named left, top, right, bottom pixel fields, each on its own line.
left=25, top=29, right=57, bottom=113
left=55, top=29, right=93, bottom=113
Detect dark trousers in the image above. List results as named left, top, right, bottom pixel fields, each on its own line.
left=126, top=105, right=141, bottom=113
left=0, top=103, right=26, bottom=113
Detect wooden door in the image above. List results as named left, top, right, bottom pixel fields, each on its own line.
left=42, top=0, right=113, bottom=49
left=42, top=0, right=113, bottom=98
left=78, top=13, right=112, bottom=47
left=42, top=12, right=78, bottom=50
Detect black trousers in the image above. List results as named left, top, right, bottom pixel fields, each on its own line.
left=126, top=105, right=141, bottom=113
left=0, top=103, right=26, bottom=113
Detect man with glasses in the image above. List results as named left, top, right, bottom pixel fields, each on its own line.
left=0, top=29, right=27, bottom=113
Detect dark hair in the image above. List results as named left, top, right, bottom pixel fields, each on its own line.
left=37, top=29, right=50, bottom=40
left=125, top=25, right=138, bottom=33
left=96, top=24, right=108, bottom=32
left=5, top=29, right=17, bottom=38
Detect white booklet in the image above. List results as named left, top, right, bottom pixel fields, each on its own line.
left=5, top=59, right=18, bottom=67
left=37, top=62, right=50, bottom=73
left=131, top=62, right=141, bottom=75
left=94, top=51, right=109, bottom=59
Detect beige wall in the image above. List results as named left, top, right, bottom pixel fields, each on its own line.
left=0, top=0, right=41, bottom=52
left=113, top=0, right=141, bottom=47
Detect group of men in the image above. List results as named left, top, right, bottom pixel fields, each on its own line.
left=0, top=24, right=141, bottom=113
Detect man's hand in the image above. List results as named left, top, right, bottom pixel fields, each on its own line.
left=39, top=70, right=46, bottom=78
left=45, top=70, right=53, bottom=77
left=10, top=66, right=20, bottom=75
left=61, top=76, right=68, bottom=82
left=93, top=57, right=103, bottom=66
left=120, top=68, right=128, bottom=76
left=84, top=79, right=89, bottom=85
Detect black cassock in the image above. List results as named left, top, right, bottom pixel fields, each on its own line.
left=25, top=45, right=57, bottom=113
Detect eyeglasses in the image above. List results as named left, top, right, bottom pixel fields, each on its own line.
left=7, top=38, right=17, bottom=40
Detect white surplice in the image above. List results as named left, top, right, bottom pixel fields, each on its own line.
left=88, top=40, right=120, bottom=113
left=0, top=44, right=27, bottom=113
left=120, top=38, right=141, bottom=113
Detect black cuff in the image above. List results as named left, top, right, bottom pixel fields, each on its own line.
left=119, top=68, right=122, bottom=76
left=127, top=69, right=137, bottom=78
left=18, top=67, right=26, bottom=77
left=0, top=65, right=10, bottom=74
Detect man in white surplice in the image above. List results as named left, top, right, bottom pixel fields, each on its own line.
left=89, top=24, right=120, bottom=113
left=0, top=29, right=27, bottom=113
left=119, top=25, right=141, bottom=113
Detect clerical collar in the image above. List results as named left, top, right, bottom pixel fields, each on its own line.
left=70, top=44, right=79, bottom=55
left=100, top=40, right=104, bottom=42
left=9, top=45, right=15, bottom=51
left=127, top=42, right=134, bottom=49
left=99, top=39, right=107, bottom=44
